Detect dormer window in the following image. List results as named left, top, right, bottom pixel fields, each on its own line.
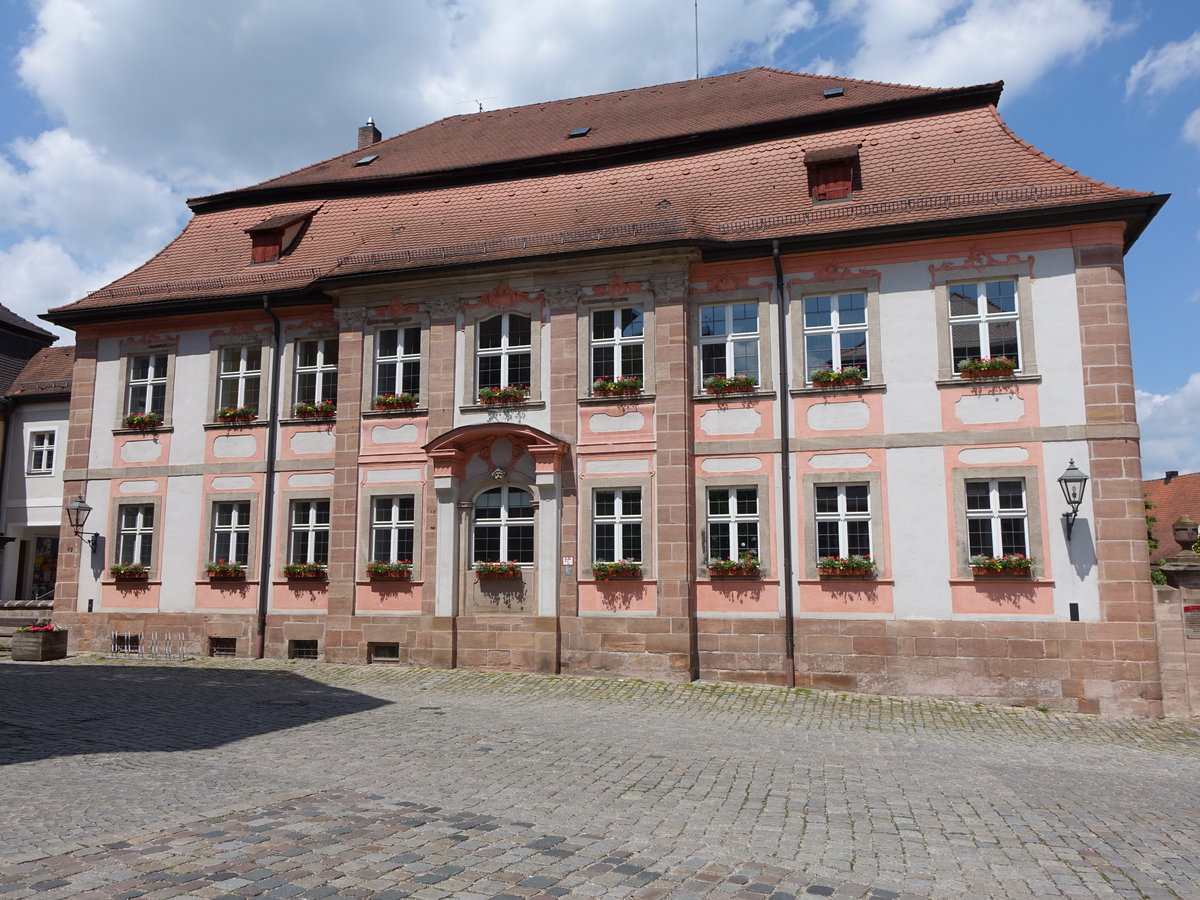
left=244, top=208, right=318, bottom=264
left=804, top=145, right=860, bottom=203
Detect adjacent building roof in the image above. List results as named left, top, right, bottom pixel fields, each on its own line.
left=1145, top=471, right=1200, bottom=564
left=6, top=345, right=74, bottom=399
left=46, top=67, right=1166, bottom=325
left=0, top=302, right=55, bottom=341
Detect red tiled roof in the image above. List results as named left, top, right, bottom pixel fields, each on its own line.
left=0, top=302, right=54, bottom=339
left=48, top=68, right=1160, bottom=321
left=1145, top=472, right=1200, bottom=564
left=7, top=345, right=74, bottom=398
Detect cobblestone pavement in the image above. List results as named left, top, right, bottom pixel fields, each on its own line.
left=2, top=657, right=1199, bottom=900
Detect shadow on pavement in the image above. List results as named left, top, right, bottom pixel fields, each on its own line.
left=0, top=664, right=391, bottom=765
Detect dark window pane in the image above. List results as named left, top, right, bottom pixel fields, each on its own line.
left=844, top=485, right=869, bottom=513
left=817, top=521, right=840, bottom=557
left=508, top=525, right=534, bottom=562
left=966, top=483, right=991, bottom=510
left=997, top=482, right=1024, bottom=510
left=474, top=526, right=500, bottom=561
left=508, top=315, right=531, bottom=347
left=508, top=352, right=531, bottom=387
left=621, top=491, right=641, bottom=517
left=736, top=522, right=758, bottom=555
left=709, top=522, right=730, bottom=559
left=735, top=489, right=757, bottom=516
left=376, top=361, right=397, bottom=395
left=814, top=486, right=838, bottom=513
left=592, top=346, right=614, bottom=381
left=403, top=327, right=421, bottom=355
left=478, top=355, right=502, bottom=389
left=968, top=519, right=993, bottom=557
left=708, top=490, right=729, bottom=517
left=847, top=521, right=871, bottom=556
left=621, top=344, right=643, bottom=379
left=622, top=523, right=642, bottom=560
left=595, top=491, right=615, bottom=517
left=999, top=518, right=1026, bottom=556
left=478, top=317, right=503, bottom=349
left=700, top=306, right=726, bottom=337
left=701, top=344, right=726, bottom=379
left=621, top=307, right=644, bottom=337
left=592, top=309, right=614, bottom=341
left=377, top=329, right=398, bottom=358
left=400, top=362, right=420, bottom=395
left=595, top=523, right=615, bottom=561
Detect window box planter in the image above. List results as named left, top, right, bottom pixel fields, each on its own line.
left=478, top=385, right=530, bottom=405
left=810, top=367, right=865, bottom=388
left=817, top=555, right=875, bottom=578
left=110, top=563, right=149, bottom=580
left=703, top=374, right=758, bottom=394
left=205, top=561, right=246, bottom=579
left=122, top=412, right=163, bottom=431
left=12, top=626, right=68, bottom=661
left=592, top=376, right=644, bottom=397
left=474, top=560, right=523, bottom=579
left=592, top=559, right=643, bottom=580
left=708, top=555, right=761, bottom=578
left=367, top=561, right=413, bottom=580
left=283, top=562, right=328, bottom=580
left=969, top=554, right=1034, bottom=577
left=957, top=358, right=1017, bottom=378
left=216, top=406, right=257, bottom=424
left=373, top=393, right=418, bottom=411
left=293, top=401, right=336, bottom=419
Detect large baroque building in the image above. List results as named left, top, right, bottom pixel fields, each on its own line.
left=45, top=69, right=1166, bottom=714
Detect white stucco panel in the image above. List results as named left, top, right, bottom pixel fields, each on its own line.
left=807, top=402, right=870, bottom=431
left=585, top=459, right=651, bottom=475
left=118, top=480, right=158, bottom=493
left=809, top=452, right=872, bottom=469
left=211, top=476, right=254, bottom=490
left=955, top=392, right=1025, bottom=424
left=699, top=408, right=760, bottom=435
left=288, top=473, right=334, bottom=488
left=957, top=447, right=1030, bottom=464
left=371, top=424, right=419, bottom=444
left=290, top=430, right=336, bottom=455
left=119, top=439, right=162, bottom=463
left=700, top=457, right=762, bottom=474
left=590, top=411, right=645, bottom=433
left=213, top=435, right=257, bottom=458
left=366, top=468, right=424, bottom=483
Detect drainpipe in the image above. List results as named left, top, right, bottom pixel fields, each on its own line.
left=256, top=296, right=283, bottom=658
left=772, top=241, right=797, bottom=689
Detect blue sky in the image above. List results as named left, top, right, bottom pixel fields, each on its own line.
left=0, top=0, right=1196, bottom=474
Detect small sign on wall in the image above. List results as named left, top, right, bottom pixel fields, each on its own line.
left=562, top=556, right=574, bottom=575
left=1184, top=605, right=1200, bottom=640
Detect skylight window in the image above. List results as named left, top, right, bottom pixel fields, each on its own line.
left=568, top=126, right=591, bottom=138
left=822, top=87, right=844, bottom=99
left=354, top=154, right=379, bottom=167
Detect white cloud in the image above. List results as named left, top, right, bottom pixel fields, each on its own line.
left=1183, top=107, right=1200, bottom=150
left=828, top=0, right=1118, bottom=96
left=1125, top=30, right=1200, bottom=98
left=1137, top=376, right=1200, bottom=478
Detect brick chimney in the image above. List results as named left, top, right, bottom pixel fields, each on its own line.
left=357, top=116, right=381, bottom=150
left=1165, top=470, right=1179, bottom=484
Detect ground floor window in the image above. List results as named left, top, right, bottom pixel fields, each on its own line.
left=290, top=500, right=330, bottom=563
left=211, top=501, right=252, bottom=565
left=594, top=488, right=642, bottom=561
left=814, top=484, right=871, bottom=558
left=372, top=495, right=415, bottom=562
left=966, top=479, right=1027, bottom=557
left=117, top=504, right=155, bottom=567
left=473, top=486, right=534, bottom=563
left=707, top=487, right=758, bottom=561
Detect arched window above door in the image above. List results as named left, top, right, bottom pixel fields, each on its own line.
left=473, top=485, right=534, bottom=563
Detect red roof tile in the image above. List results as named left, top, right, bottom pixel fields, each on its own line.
left=1145, top=472, right=1200, bottom=563
left=7, top=345, right=74, bottom=398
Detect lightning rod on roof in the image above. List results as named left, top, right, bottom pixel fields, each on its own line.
left=694, top=0, right=700, bottom=79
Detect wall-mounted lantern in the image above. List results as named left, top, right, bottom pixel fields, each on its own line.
left=65, top=496, right=100, bottom=552
left=1057, top=459, right=1089, bottom=540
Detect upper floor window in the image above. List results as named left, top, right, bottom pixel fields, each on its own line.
left=295, top=339, right=338, bottom=405
left=372, top=495, right=415, bottom=562
left=211, top=501, right=252, bottom=565
left=706, top=487, right=758, bottom=561
left=949, top=279, right=1020, bottom=373
left=966, top=480, right=1027, bottom=558
left=473, top=486, right=534, bottom=563
left=591, top=307, right=644, bottom=386
left=117, top=504, right=155, bottom=567
left=217, top=344, right=262, bottom=412
left=803, top=292, right=868, bottom=381
left=814, top=484, right=871, bottom=558
left=477, top=314, right=531, bottom=392
left=594, top=488, right=642, bottom=562
left=27, top=431, right=55, bottom=474
left=126, top=353, right=168, bottom=416
left=289, top=500, right=330, bottom=564
left=700, top=303, right=758, bottom=383
left=376, top=327, right=421, bottom=399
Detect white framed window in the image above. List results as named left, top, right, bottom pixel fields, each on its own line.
left=590, top=307, right=644, bottom=385
left=294, top=338, right=339, bottom=405
left=217, top=344, right=262, bottom=411
left=371, top=496, right=415, bottom=562
left=477, top=314, right=531, bottom=391
left=966, top=479, right=1028, bottom=557
left=700, top=303, right=759, bottom=381
left=814, top=484, right=871, bottom=558
left=472, top=486, right=534, bottom=563
left=27, top=431, right=55, bottom=474
left=706, top=487, right=759, bottom=561
left=375, top=327, right=421, bottom=398
left=949, top=279, right=1020, bottom=373
left=803, top=292, right=868, bottom=381
left=126, top=353, right=168, bottom=415
left=117, top=504, right=155, bottom=567
left=211, top=501, right=252, bottom=565
left=593, top=488, right=642, bottom=561
left=289, top=499, right=330, bottom=563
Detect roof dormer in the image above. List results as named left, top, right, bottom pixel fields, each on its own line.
left=804, top=145, right=861, bottom=203
left=244, top=208, right=319, bottom=264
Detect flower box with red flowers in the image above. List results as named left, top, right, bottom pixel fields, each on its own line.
left=12, top=624, right=68, bottom=661
left=969, top=554, right=1034, bottom=577
left=817, top=554, right=876, bottom=578
left=591, top=376, right=644, bottom=397
left=474, top=560, right=523, bottom=579
left=283, top=562, right=328, bottom=580
left=367, top=560, right=413, bottom=580
left=373, top=393, right=418, bottom=411
left=592, top=559, right=643, bottom=581
left=110, top=562, right=150, bottom=580
left=708, top=553, right=761, bottom=577
left=122, top=412, right=163, bottom=431
left=478, top=385, right=530, bottom=405
left=957, top=357, right=1018, bottom=378
left=205, top=560, right=247, bottom=579
left=810, top=367, right=865, bottom=388
left=293, top=400, right=336, bottom=418
left=216, top=406, right=257, bottom=424
left=703, top=374, right=758, bottom=394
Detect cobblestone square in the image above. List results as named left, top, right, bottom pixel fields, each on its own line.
left=2, top=657, right=1199, bottom=899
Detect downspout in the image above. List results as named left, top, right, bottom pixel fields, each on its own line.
left=256, top=296, right=283, bottom=658
left=772, top=241, right=797, bottom=689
